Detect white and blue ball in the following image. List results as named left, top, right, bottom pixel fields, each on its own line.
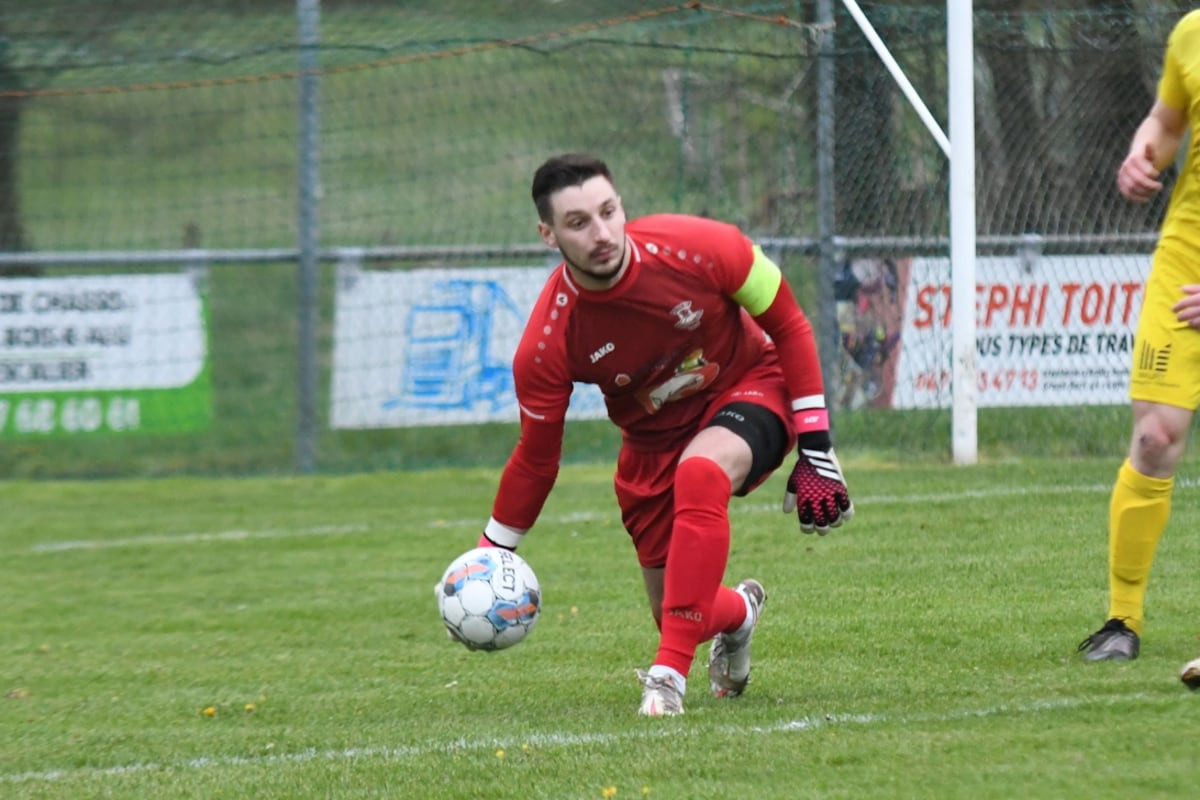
left=436, top=547, right=541, bottom=651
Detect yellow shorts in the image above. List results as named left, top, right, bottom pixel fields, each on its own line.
left=1130, top=240, right=1200, bottom=410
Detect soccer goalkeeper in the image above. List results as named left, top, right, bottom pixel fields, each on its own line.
left=476, top=153, right=853, bottom=716
left=1076, top=10, right=1200, bottom=690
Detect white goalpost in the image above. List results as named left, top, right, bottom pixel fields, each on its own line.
left=946, top=2, right=977, bottom=465
left=840, top=0, right=978, bottom=464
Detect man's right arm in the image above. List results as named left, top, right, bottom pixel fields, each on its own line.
left=1119, top=21, right=1190, bottom=206
left=480, top=413, right=564, bottom=551
left=1117, top=99, right=1186, bottom=204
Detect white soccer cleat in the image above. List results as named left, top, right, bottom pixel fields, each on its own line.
left=636, top=669, right=684, bottom=717
left=1181, top=657, right=1200, bottom=691
left=708, top=579, right=767, bottom=698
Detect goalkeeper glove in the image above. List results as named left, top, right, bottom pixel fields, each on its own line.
left=783, top=430, right=854, bottom=535
left=477, top=532, right=512, bottom=550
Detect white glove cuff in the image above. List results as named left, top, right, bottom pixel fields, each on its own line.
left=484, top=517, right=526, bottom=550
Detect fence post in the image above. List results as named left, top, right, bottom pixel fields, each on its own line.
left=296, top=0, right=321, bottom=473
left=815, top=0, right=839, bottom=430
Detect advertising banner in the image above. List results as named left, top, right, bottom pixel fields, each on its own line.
left=0, top=273, right=211, bottom=435
left=331, top=265, right=606, bottom=429
left=833, top=255, right=1146, bottom=410
left=333, top=255, right=1149, bottom=428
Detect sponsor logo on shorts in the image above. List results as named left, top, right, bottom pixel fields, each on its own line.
left=1137, top=341, right=1170, bottom=373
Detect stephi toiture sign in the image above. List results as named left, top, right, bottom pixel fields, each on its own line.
left=0, top=273, right=211, bottom=435
left=889, top=255, right=1145, bottom=408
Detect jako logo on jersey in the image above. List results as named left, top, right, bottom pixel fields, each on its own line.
left=590, top=342, right=615, bottom=363
left=670, top=300, right=703, bottom=330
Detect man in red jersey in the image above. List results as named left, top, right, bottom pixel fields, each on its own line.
left=476, top=154, right=853, bottom=716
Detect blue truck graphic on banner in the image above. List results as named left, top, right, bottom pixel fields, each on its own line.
left=386, top=279, right=519, bottom=411
left=331, top=264, right=606, bottom=429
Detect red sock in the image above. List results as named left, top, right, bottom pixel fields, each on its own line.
left=654, top=456, right=736, bottom=677
left=706, top=585, right=749, bottom=639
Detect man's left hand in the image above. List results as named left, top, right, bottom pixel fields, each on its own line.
left=783, top=437, right=854, bottom=534
left=1173, top=284, right=1200, bottom=329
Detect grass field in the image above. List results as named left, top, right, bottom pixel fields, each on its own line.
left=4, top=456, right=1200, bottom=799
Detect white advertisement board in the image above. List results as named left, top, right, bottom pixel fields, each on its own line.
left=0, top=274, right=206, bottom=391
left=0, top=273, right=211, bottom=436
left=890, top=254, right=1145, bottom=409
left=331, top=266, right=606, bottom=429
left=333, top=255, right=1149, bottom=427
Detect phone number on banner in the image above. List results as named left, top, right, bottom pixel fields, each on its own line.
left=0, top=396, right=141, bottom=435
left=977, top=369, right=1039, bottom=393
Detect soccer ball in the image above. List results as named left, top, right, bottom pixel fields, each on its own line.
left=436, top=547, right=541, bottom=651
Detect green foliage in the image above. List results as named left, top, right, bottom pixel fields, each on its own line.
left=2, top=458, right=1200, bottom=798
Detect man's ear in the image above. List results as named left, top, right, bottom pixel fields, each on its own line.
left=538, top=221, right=556, bottom=249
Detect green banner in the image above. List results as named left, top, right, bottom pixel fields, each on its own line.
left=0, top=367, right=211, bottom=437
left=0, top=273, right=213, bottom=436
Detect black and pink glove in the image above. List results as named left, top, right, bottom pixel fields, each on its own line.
left=783, top=426, right=853, bottom=535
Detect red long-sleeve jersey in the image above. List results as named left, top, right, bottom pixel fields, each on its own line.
left=487, top=213, right=823, bottom=544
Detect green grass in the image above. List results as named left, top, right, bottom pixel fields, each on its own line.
left=3, top=456, right=1199, bottom=798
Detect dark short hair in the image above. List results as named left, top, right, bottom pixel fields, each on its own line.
left=531, top=154, right=614, bottom=223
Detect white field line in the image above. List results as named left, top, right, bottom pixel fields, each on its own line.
left=0, top=690, right=1168, bottom=786
left=29, top=524, right=371, bottom=553
left=27, top=475, right=1200, bottom=554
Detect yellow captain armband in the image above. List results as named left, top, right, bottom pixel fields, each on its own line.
left=731, top=244, right=783, bottom=316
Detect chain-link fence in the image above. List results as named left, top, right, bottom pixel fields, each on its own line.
left=0, top=1, right=1189, bottom=478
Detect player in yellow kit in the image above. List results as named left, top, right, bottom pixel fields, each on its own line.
left=1076, top=10, right=1200, bottom=689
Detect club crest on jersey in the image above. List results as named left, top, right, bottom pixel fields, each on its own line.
left=670, top=300, right=703, bottom=330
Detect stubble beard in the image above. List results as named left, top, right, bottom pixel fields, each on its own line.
left=565, top=240, right=627, bottom=289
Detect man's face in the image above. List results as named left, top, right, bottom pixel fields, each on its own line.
left=538, top=175, right=627, bottom=288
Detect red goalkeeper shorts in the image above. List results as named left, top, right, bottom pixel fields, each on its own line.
left=614, top=361, right=794, bottom=568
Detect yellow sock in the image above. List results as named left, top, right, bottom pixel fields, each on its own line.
left=1107, top=459, right=1173, bottom=635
